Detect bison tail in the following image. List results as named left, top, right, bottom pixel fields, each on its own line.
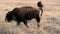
left=37, top=1, right=43, bottom=16
left=37, top=1, right=43, bottom=9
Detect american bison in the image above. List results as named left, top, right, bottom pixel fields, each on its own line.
left=5, top=1, right=43, bottom=28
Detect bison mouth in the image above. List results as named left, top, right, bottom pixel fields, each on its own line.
left=5, top=18, right=12, bottom=22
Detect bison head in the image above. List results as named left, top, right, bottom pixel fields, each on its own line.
left=5, top=11, right=13, bottom=22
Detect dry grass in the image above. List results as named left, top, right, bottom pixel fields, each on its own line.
left=0, top=0, right=60, bottom=34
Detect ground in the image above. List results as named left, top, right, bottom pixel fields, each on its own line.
left=0, top=0, right=60, bottom=34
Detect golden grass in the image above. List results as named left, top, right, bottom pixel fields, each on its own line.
left=0, top=0, right=60, bottom=34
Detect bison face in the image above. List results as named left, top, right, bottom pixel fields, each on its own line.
left=5, top=11, right=13, bottom=22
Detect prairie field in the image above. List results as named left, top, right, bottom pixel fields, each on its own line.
left=0, top=0, right=60, bottom=34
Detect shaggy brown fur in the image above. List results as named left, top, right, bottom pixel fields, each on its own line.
left=5, top=6, right=40, bottom=28
left=5, top=1, right=43, bottom=28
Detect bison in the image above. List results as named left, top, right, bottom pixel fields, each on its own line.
left=5, top=1, right=43, bottom=28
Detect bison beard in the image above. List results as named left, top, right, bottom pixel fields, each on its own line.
left=5, top=6, right=40, bottom=28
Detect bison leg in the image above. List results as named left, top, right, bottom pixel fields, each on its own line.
left=36, top=15, right=40, bottom=28
left=17, top=21, right=20, bottom=26
left=34, top=12, right=40, bottom=28
left=23, top=19, right=28, bottom=28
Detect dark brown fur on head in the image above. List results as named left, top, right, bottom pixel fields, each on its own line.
left=5, top=11, right=13, bottom=22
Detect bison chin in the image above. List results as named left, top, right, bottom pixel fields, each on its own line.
left=5, top=11, right=13, bottom=22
